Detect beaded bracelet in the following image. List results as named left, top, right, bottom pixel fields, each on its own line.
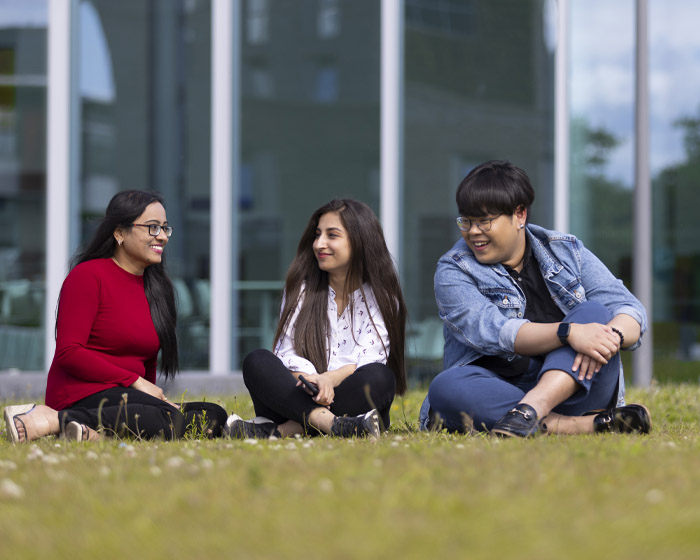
left=611, top=327, right=624, bottom=347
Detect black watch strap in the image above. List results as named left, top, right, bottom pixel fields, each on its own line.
left=557, top=322, right=571, bottom=345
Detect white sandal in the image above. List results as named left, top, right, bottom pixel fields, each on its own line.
left=4, top=404, right=38, bottom=444
left=63, top=421, right=99, bottom=442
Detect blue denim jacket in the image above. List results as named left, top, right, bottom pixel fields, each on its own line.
left=419, top=224, right=648, bottom=429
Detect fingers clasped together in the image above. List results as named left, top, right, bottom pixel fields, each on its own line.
left=568, top=322, right=621, bottom=381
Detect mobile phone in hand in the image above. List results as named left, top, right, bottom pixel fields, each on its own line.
left=298, top=374, right=319, bottom=396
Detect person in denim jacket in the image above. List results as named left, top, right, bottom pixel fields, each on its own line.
left=419, top=160, right=651, bottom=437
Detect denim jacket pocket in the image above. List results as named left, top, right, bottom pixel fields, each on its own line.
left=480, top=286, right=522, bottom=310
left=547, top=275, right=586, bottom=310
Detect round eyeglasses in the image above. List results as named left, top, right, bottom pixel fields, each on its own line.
left=456, top=215, right=501, bottom=233
left=132, top=223, right=173, bottom=237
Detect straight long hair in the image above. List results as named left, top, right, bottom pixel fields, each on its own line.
left=67, top=190, right=179, bottom=378
left=273, top=199, right=407, bottom=394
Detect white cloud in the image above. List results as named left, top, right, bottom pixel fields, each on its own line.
left=570, top=0, right=700, bottom=180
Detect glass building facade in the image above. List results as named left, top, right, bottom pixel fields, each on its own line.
left=0, top=0, right=698, bottom=384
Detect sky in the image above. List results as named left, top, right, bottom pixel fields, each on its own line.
left=0, top=0, right=46, bottom=28
left=570, top=0, right=700, bottom=185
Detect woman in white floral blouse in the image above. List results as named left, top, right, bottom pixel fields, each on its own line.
left=226, top=199, right=407, bottom=439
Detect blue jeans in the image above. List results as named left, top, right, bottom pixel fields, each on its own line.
left=426, top=301, right=621, bottom=433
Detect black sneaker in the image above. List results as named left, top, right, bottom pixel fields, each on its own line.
left=224, top=415, right=281, bottom=439
left=491, top=403, right=541, bottom=438
left=330, top=409, right=380, bottom=438
left=584, top=404, right=652, bottom=434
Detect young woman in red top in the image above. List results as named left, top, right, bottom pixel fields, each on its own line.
left=4, top=190, right=227, bottom=442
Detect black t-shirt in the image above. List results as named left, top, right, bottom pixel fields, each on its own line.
left=472, top=237, right=565, bottom=377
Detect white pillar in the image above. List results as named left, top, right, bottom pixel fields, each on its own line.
left=210, top=0, right=240, bottom=374
left=45, top=0, right=76, bottom=370
left=380, top=0, right=403, bottom=270
left=554, top=0, right=569, bottom=233
left=633, top=0, right=653, bottom=386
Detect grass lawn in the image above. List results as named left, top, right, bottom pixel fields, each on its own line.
left=1, top=384, right=700, bottom=559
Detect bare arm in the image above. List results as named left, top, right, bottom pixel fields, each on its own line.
left=513, top=322, right=563, bottom=356
left=607, top=313, right=641, bottom=348
left=515, top=313, right=641, bottom=380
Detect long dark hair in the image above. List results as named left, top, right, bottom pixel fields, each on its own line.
left=273, top=199, right=407, bottom=394
left=68, top=190, right=179, bottom=378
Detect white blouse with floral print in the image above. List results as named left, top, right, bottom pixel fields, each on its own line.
left=274, top=283, right=389, bottom=374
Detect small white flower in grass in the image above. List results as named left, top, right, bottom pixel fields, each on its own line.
left=200, top=459, right=214, bottom=470
left=86, top=451, right=99, bottom=460
left=661, top=441, right=677, bottom=449
left=318, top=478, right=333, bottom=493
left=54, top=443, right=61, bottom=448
left=166, top=456, right=184, bottom=468
left=646, top=489, right=664, bottom=504
left=390, top=441, right=399, bottom=447
left=122, top=445, right=136, bottom=458
left=302, top=442, right=313, bottom=448
left=1, top=479, right=24, bottom=499
left=41, top=454, right=60, bottom=465
left=185, top=449, right=196, bottom=458
left=393, top=435, right=404, bottom=442
left=150, top=466, right=162, bottom=477
left=455, top=443, right=465, bottom=449
left=46, top=469, right=67, bottom=481
left=285, top=442, right=297, bottom=450
left=99, top=466, right=111, bottom=477
left=0, top=460, right=17, bottom=471
left=244, top=439, right=258, bottom=445
left=27, top=447, right=44, bottom=460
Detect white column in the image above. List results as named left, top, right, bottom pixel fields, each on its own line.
left=45, top=0, right=75, bottom=370
left=380, top=0, right=403, bottom=269
left=633, top=0, right=653, bottom=386
left=554, top=0, right=569, bottom=233
left=209, top=0, right=239, bottom=374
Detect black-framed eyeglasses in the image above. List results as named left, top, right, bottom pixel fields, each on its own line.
left=132, top=223, right=173, bottom=237
left=456, top=215, right=502, bottom=233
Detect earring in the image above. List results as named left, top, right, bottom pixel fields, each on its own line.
left=117, top=239, right=123, bottom=246
left=520, top=224, right=525, bottom=229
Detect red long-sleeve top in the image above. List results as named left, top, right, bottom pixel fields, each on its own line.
left=45, top=258, right=161, bottom=410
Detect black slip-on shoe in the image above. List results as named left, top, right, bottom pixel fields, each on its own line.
left=584, top=404, right=652, bottom=434
left=491, top=403, right=541, bottom=438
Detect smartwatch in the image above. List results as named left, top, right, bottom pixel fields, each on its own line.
left=557, top=322, right=571, bottom=345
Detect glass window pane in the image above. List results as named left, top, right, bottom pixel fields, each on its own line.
left=404, top=0, right=555, bottom=376
left=0, top=0, right=47, bottom=371
left=237, top=0, right=380, bottom=365
left=77, top=0, right=211, bottom=370
left=569, top=0, right=635, bottom=281
left=649, top=0, right=700, bottom=377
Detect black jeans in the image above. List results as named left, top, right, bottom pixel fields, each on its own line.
left=242, top=349, right=396, bottom=432
left=59, top=387, right=228, bottom=440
